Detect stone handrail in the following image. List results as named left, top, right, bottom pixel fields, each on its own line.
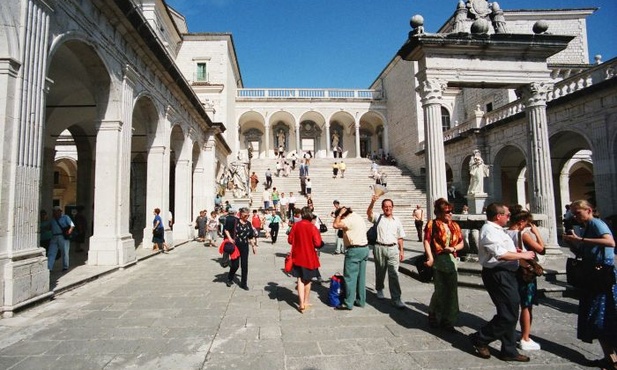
left=237, top=88, right=383, bottom=100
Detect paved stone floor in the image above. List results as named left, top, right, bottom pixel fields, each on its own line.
left=0, top=234, right=605, bottom=369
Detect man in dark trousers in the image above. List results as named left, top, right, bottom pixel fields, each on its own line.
left=469, top=203, right=535, bottom=362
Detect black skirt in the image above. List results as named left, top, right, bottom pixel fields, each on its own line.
left=291, top=265, right=321, bottom=281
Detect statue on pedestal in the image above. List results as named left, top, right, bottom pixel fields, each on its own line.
left=331, top=131, right=340, bottom=149
left=467, top=150, right=489, bottom=195
left=277, top=130, right=286, bottom=148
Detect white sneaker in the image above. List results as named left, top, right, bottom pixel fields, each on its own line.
left=518, top=338, right=541, bottom=351
left=376, top=290, right=385, bottom=299
left=392, top=299, right=406, bottom=309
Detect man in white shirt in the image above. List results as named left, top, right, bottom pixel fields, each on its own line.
left=287, top=192, right=297, bottom=221
left=262, top=188, right=272, bottom=210
left=279, top=192, right=289, bottom=222
left=367, top=195, right=406, bottom=308
left=469, top=203, right=535, bottom=363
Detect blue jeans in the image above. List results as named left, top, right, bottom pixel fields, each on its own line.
left=48, top=235, right=70, bottom=270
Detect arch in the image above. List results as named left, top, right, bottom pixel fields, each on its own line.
left=492, top=145, right=527, bottom=205
left=0, top=2, right=20, bottom=60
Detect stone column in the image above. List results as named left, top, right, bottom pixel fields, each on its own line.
left=383, top=123, right=390, bottom=156
left=417, top=79, right=448, bottom=217
left=520, top=82, right=559, bottom=249
left=325, top=123, right=331, bottom=157
left=354, top=121, right=361, bottom=158
left=89, top=120, right=134, bottom=265
left=516, top=172, right=528, bottom=209
left=192, top=152, right=206, bottom=216
left=203, top=134, right=217, bottom=210
left=295, top=124, right=301, bottom=153
left=264, top=124, right=270, bottom=158
left=144, top=145, right=167, bottom=246
left=173, top=138, right=193, bottom=242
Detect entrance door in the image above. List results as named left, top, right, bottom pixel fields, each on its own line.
left=360, top=138, right=370, bottom=158
left=301, top=138, right=315, bottom=153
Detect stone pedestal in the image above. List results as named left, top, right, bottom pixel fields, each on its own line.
left=234, top=198, right=251, bottom=210
left=466, top=193, right=488, bottom=215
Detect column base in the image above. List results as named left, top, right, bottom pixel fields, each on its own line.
left=88, top=234, right=135, bottom=266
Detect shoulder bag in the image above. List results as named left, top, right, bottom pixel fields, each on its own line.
left=366, top=215, right=383, bottom=245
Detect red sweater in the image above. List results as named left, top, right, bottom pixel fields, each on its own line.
left=288, top=220, right=323, bottom=269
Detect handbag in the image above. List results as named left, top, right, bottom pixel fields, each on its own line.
left=366, top=215, right=383, bottom=245
left=284, top=252, right=293, bottom=273
left=566, top=257, right=583, bottom=287
left=516, top=230, right=544, bottom=283
left=318, top=217, right=327, bottom=233
left=585, top=247, right=616, bottom=293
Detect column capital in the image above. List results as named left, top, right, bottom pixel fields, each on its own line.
left=416, top=78, right=447, bottom=106
left=519, top=82, right=554, bottom=108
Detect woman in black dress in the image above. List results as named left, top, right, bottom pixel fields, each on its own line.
left=224, top=207, right=257, bottom=290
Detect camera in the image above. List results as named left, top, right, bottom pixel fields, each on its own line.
left=565, top=229, right=574, bottom=235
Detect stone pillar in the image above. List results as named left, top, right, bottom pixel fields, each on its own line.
left=325, top=123, right=331, bottom=157
left=173, top=138, right=193, bottom=242
left=264, top=124, right=270, bottom=158
left=354, top=121, right=361, bottom=158
left=89, top=120, right=134, bottom=265
left=144, top=145, right=167, bottom=246
left=516, top=172, right=528, bottom=209
left=192, top=153, right=206, bottom=216
left=0, top=1, right=52, bottom=315
left=295, top=124, right=301, bottom=154
left=520, top=82, right=559, bottom=250
left=417, top=79, right=449, bottom=217
left=203, top=134, right=217, bottom=210
left=383, top=123, right=390, bottom=156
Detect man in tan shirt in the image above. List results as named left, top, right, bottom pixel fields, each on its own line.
left=333, top=206, right=369, bottom=310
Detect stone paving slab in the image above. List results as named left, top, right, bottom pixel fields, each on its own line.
left=0, top=235, right=607, bottom=369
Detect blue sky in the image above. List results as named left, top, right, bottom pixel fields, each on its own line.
left=166, top=0, right=617, bottom=89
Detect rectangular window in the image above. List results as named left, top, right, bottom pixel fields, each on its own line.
left=196, top=63, right=207, bottom=81
left=54, top=171, right=60, bottom=184
left=486, top=102, right=493, bottom=112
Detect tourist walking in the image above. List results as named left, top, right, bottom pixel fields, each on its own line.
left=265, top=168, right=272, bottom=189
left=333, top=206, right=369, bottom=310
left=505, top=209, right=545, bottom=351
left=195, top=210, right=207, bottom=242
left=305, top=178, right=312, bottom=197
left=339, top=160, right=346, bottom=178
left=413, top=204, right=424, bottom=242
left=250, top=172, right=259, bottom=192
left=331, top=200, right=344, bottom=254
left=469, top=203, right=535, bottom=362
left=423, top=198, right=464, bottom=331
left=48, top=206, right=75, bottom=271
left=287, top=192, right=297, bottom=220
left=272, top=187, right=280, bottom=211
left=563, top=200, right=617, bottom=369
left=269, top=209, right=283, bottom=244
left=288, top=206, right=324, bottom=313
left=332, top=162, right=339, bottom=178
left=206, top=211, right=218, bottom=246
left=279, top=192, right=288, bottom=222
left=366, top=194, right=406, bottom=308
left=151, top=208, right=169, bottom=254
left=263, top=187, right=272, bottom=210
left=224, top=207, right=257, bottom=290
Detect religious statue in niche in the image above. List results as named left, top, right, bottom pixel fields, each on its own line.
left=331, top=131, right=340, bottom=149
left=277, top=129, right=286, bottom=148
left=467, top=150, right=490, bottom=195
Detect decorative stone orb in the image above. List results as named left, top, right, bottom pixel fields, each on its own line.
left=470, top=18, right=490, bottom=34
left=532, top=20, right=549, bottom=34
left=410, top=14, right=424, bottom=29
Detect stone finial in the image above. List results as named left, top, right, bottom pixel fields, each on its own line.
left=595, top=54, right=603, bottom=64
left=410, top=14, right=425, bottom=35
left=470, top=18, right=490, bottom=34
left=532, top=20, right=549, bottom=34
left=490, top=2, right=508, bottom=34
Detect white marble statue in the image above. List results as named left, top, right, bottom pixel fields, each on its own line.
left=331, top=131, right=340, bottom=148
left=467, top=150, right=489, bottom=195
left=277, top=130, right=285, bottom=148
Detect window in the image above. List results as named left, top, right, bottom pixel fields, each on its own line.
left=196, top=63, right=207, bottom=81
left=54, top=171, right=60, bottom=185
left=441, top=107, right=451, bottom=131
left=486, top=102, right=493, bottom=112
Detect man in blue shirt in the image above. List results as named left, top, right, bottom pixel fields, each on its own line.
left=48, top=206, right=75, bottom=271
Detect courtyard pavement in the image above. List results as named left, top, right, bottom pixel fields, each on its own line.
left=0, top=231, right=605, bottom=369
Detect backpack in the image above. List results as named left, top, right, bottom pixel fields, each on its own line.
left=328, top=274, right=346, bottom=307
left=366, top=215, right=383, bottom=245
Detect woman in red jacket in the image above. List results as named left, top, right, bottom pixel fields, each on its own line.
left=288, top=206, right=324, bottom=313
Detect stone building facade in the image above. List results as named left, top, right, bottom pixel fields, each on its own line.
left=0, top=0, right=615, bottom=315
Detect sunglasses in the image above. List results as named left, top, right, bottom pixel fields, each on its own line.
left=444, top=210, right=453, bottom=214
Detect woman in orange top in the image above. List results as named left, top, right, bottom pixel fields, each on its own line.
left=423, top=198, right=464, bottom=331
left=288, top=206, right=324, bottom=312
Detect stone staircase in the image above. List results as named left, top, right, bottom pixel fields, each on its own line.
left=244, top=157, right=426, bottom=236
